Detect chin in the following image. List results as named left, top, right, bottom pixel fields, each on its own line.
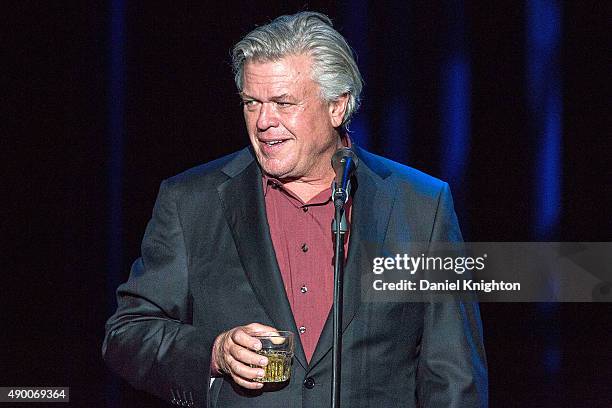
left=262, top=167, right=291, bottom=179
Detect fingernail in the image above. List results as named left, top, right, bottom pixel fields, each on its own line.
left=259, top=357, right=268, bottom=365
left=258, top=369, right=265, bottom=377
left=253, top=342, right=261, bottom=351
left=256, top=383, right=263, bottom=388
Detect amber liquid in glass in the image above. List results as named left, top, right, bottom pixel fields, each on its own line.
left=252, top=350, right=292, bottom=382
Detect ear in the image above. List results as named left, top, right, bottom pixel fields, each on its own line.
left=328, top=93, right=349, bottom=128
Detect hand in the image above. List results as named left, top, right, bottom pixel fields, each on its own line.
left=212, top=323, right=278, bottom=389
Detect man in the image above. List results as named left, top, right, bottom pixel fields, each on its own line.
left=103, top=11, right=487, bottom=407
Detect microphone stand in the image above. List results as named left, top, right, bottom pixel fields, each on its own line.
left=331, top=182, right=349, bottom=408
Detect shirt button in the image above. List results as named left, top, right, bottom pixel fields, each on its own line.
left=300, top=285, right=308, bottom=294
left=301, top=243, right=309, bottom=252
left=304, top=377, right=315, bottom=389
left=302, top=207, right=309, bottom=212
left=299, top=326, right=306, bottom=334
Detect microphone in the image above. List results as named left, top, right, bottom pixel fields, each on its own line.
left=331, top=147, right=358, bottom=208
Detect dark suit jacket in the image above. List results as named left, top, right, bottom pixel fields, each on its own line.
left=103, top=145, right=488, bottom=407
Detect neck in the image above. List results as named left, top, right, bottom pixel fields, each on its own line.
left=282, top=177, right=333, bottom=203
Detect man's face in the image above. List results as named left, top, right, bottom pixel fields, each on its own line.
left=241, top=54, right=344, bottom=182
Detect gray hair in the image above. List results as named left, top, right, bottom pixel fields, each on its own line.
left=232, top=11, right=363, bottom=130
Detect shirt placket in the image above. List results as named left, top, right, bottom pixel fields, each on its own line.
left=292, top=203, right=311, bottom=344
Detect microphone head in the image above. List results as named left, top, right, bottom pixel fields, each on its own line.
left=331, top=147, right=359, bottom=176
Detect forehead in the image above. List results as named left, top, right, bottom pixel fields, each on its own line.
left=242, top=54, right=317, bottom=97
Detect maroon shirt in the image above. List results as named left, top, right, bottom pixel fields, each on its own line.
left=263, top=176, right=351, bottom=362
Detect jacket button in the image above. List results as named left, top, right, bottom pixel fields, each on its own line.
left=303, top=377, right=315, bottom=389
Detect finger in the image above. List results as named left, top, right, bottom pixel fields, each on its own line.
left=215, top=326, right=267, bottom=374
left=226, top=355, right=266, bottom=389
left=229, top=356, right=266, bottom=380
left=229, top=342, right=269, bottom=367
left=233, top=323, right=279, bottom=350
left=231, top=373, right=264, bottom=389
left=243, top=322, right=278, bottom=333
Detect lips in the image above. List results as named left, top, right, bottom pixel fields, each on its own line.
left=259, top=137, right=289, bottom=145
left=258, top=138, right=290, bottom=154
left=261, top=140, right=286, bottom=146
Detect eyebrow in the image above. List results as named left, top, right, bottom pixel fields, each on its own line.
left=240, top=92, right=293, bottom=102
left=270, top=94, right=291, bottom=101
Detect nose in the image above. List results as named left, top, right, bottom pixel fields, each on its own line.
left=256, top=103, right=279, bottom=131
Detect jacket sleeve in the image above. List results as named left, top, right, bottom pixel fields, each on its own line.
left=416, top=183, right=489, bottom=407
left=102, top=179, right=216, bottom=407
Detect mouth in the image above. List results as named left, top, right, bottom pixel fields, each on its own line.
left=260, top=139, right=288, bottom=146
left=258, top=138, right=290, bottom=152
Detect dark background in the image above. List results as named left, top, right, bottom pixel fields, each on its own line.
left=4, top=1, right=611, bottom=407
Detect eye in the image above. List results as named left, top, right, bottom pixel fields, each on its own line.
left=276, top=101, right=292, bottom=107
left=242, top=100, right=259, bottom=109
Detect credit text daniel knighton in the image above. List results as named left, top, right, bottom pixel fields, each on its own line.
left=372, top=279, right=521, bottom=293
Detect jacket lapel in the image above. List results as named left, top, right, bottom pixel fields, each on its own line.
left=216, top=148, right=308, bottom=369
left=308, top=146, right=397, bottom=370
